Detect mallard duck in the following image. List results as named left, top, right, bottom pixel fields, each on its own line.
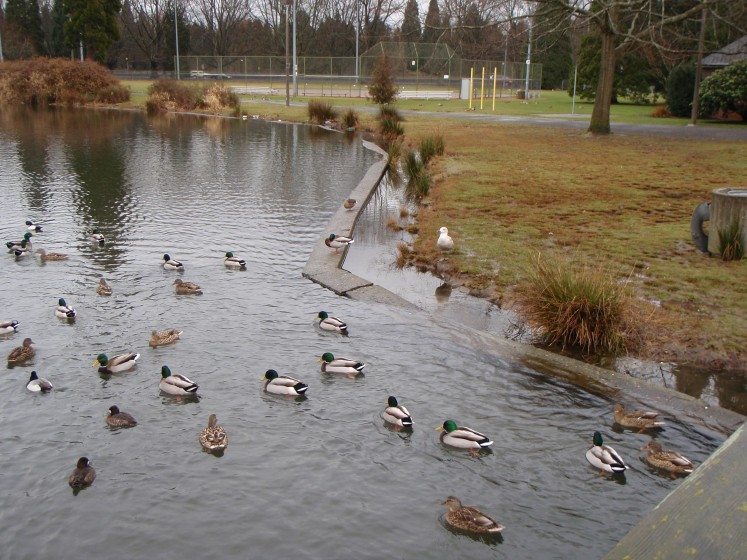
left=381, top=396, right=413, bottom=427
left=36, top=248, right=69, bottom=262
left=0, top=320, right=19, bottom=335
left=6, top=232, right=32, bottom=252
left=149, top=328, right=183, bottom=348
left=174, top=278, right=202, bottom=295
left=199, top=414, right=228, bottom=452
left=7, top=337, right=35, bottom=365
left=642, top=441, right=694, bottom=476
left=68, top=457, right=95, bottom=489
left=438, top=420, right=493, bottom=449
left=613, top=403, right=665, bottom=431
left=26, top=220, right=43, bottom=233
left=14, top=240, right=32, bottom=258
left=586, top=431, right=628, bottom=474
left=97, top=278, right=112, bottom=296
left=263, top=369, right=308, bottom=396
left=317, top=311, right=348, bottom=335
left=159, top=365, right=198, bottom=395
left=224, top=252, right=246, bottom=269
left=26, top=370, right=53, bottom=392
left=320, top=352, right=365, bottom=375
left=106, top=405, right=137, bottom=428
left=163, top=254, right=184, bottom=270
left=94, top=352, right=139, bottom=374
left=55, top=298, right=76, bottom=319
left=343, top=198, right=357, bottom=210
left=442, top=496, right=504, bottom=535
left=324, top=233, right=354, bottom=253
left=437, top=227, right=454, bottom=251
left=89, top=229, right=105, bottom=244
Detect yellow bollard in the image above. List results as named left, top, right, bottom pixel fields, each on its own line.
left=492, top=67, right=497, bottom=111
left=469, top=67, right=474, bottom=109
left=480, top=67, right=485, bottom=110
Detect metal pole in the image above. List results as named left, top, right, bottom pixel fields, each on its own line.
left=502, top=33, right=508, bottom=96
left=690, top=5, right=708, bottom=125
left=524, top=23, right=532, bottom=101
left=285, top=1, right=290, bottom=107
left=480, top=66, right=485, bottom=109
left=355, top=3, right=360, bottom=83
left=174, top=0, right=180, bottom=79
left=572, top=65, right=578, bottom=114
left=292, top=0, right=298, bottom=96
left=469, top=67, right=474, bottom=109
left=0, top=26, right=4, bottom=62
left=492, top=67, right=497, bottom=111
left=79, top=39, right=83, bottom=61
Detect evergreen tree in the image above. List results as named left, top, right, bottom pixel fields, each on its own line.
left=63, top=0, right=122, bottom=63
left=368, top=54, right=397, bottom=104
left=50, top=0, right=68, bottom=57
left=401, top=0, right=421, bottom=43
left=422, top=0, right=441, bottom=44
left=5, top=0, right=45, bottom=54
left=533, top=2, right=572, bottom=89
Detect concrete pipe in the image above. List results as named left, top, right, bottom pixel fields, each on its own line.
left=707, top=187, right=747, bottom=255
left=690, top=202, right=710, bottom=253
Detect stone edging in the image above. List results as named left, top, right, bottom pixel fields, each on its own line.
left=303, top=135, right=744, bottom=434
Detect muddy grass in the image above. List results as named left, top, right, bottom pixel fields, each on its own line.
left=399, top=121, right=746, bottom=373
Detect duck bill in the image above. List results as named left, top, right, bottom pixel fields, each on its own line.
left=435, top=426, right=445, bottom=432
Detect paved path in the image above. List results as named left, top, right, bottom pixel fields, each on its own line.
left=265, top=99, right=747, bottom=141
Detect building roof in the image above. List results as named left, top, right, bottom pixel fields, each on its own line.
left=702, top=35, right=747, bottom=68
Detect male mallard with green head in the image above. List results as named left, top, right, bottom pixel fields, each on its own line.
left=442, top=496, right=504, bottom=535
left=613, top=403, right=665, bottom=431
left=6, top=232, right=32, bottom=252
left=381, top=396, right=413, bottom=427
left=224, top=252, right=246, bottom=269
left=55, top=298, right=76, bottom=319
left=106, top=405, right=137, bottom=428
left=320, top=352, right=365, bottom=376
left=438, top=420, right=492, bottom=449
left=14, top=240, right=32, bottom=258
left=642, top=440, right=694, bottom=476
left=163, top=254, right=184, bottom=270
left=263, top=369, right=308, bottom=396
left=149, top=329, right=183, bottom=348
left=159, top=365, right=199, bottom=395
left=173, top=278, right=202, bottom=295
left=324, top=233, right=354, bottom=253
left=94, top=352, right=139, bottom=374
left=89, top=229, right=105, bottom=244
left=199, top=414, right=228, bottom=452
left=316, top=311, right=348, bottom=335
left=586, top=431, right=628, bottom=475
left=68, top=457, right=95, bottom=489
left=7, top=337, right=35, bottom=365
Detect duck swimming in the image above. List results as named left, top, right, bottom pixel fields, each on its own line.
left=613, top=403, right=665, bottom=431
left=442, top=496, right=504, bottom=535
left=6, top=232, right=32, bottom=252
left=438, top=420, right=492, bottom=449
left=26, top=371, right=53, bottom=393
left=199, top=414, right=228, bottom=452
left=95, top=353, right=139, bottom=374
left=320, top=352, right=365, bottom=376
left=159, top=365, right=198, bottom=396
left=642, top=440, right=694, bottom=476
left=97, top=278, right=112, bottom=296
left=316, top=311, right=348, bottom=335
left=163, top=254, right=184, bottom=270
left=263, top=369, right=308, bottom=396
left=26, top=220, right=43, bottom=233
left=7, top=337, right=35, bottom=365
left=55, top=298, right=76, bottom=319
left=0, top=320, right=19, bottom=335
left=68, top=457, right=95, bottom=489
left=36, top=248, right=69, bottom=262
left=106, top=405, right=137, bottom=428
left=381, top=396, right=413, bottom=427
left=89, top=229, right=105, bottom=244
left=149, top=329, right=183, bottom=348
left=224, top=252, right=246, bottom=269
left=586, top=431, right=628, bottom=475
left=174, top=279, right=203, bottom=295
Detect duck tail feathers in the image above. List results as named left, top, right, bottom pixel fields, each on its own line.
left=294, top=382, right=308, bottom=394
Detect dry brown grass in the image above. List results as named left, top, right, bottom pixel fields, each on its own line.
left=386, top=216, right=403, bottom=231
left=0, top=58, right=129, bottom=106
left=403, top=119, right=747, bottom=367
left=146, top=80, right=237, bottom=115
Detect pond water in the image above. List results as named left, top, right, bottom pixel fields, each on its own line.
left=0, top=109, right=725, bottom=560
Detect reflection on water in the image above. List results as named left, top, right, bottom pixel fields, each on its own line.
left=0, top=108, right=730, bottom=560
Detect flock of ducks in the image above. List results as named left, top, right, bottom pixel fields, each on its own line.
left=4, top=217, right=697, bottom=536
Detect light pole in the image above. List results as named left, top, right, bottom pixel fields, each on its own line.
left=292, top=0, right=298, bottom=96
left=174, top=0, right=181, bottom=79
left=524, top=22, right=532, bottom=101
left=355, top=3, right=359, bottom=83
left=284, top=0, right=291, bottom=107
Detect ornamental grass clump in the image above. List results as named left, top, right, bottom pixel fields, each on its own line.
left=718, top=218, right=744, bottom=261
left=516, top=255, right=638, bottom=355
left=342, top=109, right=359, bottom=129
left=307, top=100, right=337, bottom=124
left=0, top=57, right=130, bottom=106
left=418, top=134, right=445, bottom=165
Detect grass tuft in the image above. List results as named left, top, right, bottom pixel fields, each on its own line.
left=308, top=100, right=337, bottom=124
left=516, top=255, right=639, bottom=355
left=419, top=134, right=445, bottom=165
left=386, top=216, right=403, bottom=231
left=342, top=108, right=359, bottom=129
left=718, top=218, right=744, bottom=261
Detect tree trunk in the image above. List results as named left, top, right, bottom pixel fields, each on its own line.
left=588, top=28, right=616, bottom=135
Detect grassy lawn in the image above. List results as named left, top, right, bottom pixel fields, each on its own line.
left=118, top=78, right=746, bottom=368
left=403, top=120, right=746, bottom=368
left=120, top=79, right=733, bottom=127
